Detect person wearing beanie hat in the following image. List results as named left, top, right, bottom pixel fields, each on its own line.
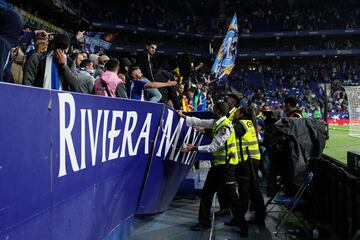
left=50, top=34, right=70, bottom=51
left=24, top=33, right=79, bottom=91
left=0, top=9, right=24, bottom=82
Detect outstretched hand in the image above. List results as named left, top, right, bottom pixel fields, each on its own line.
left=180, top=144, right=194, bottom=153
left=168, top=80, right=178, bottom=86
left=192, top=125, right=205, bottom=133
left=176, top=110, right=186, bottom=118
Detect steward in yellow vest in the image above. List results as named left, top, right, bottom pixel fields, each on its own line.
left=232, top=107, right=266, bottom=227
left=237, top=119, right=261, bottom=161
left=178, top=102, right=249, bottom=237
left=211, top=117, right=238, bottom=166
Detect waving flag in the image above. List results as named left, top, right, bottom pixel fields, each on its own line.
left=211, top=14, right=238, bottom=81
left=84, top=32, right=116, bottom=53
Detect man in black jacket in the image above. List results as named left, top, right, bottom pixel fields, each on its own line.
left=154, top=70, right=179, bottom=107
left=137, top=41, right=157, bottom=82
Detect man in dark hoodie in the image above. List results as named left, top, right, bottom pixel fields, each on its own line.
left=0, top=9, right=24, bottom=83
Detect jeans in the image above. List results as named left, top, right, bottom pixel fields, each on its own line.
left=145, top=88, right=162, bottom=103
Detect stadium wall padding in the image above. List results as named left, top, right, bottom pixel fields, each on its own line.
left=0, top=83, right=205, bottom=240
left=311, top=157, right=360, bottom=239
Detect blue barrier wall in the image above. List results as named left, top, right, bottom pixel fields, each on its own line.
left=0, top=83, right=206, bottom=240
left=136, top=108, right=203, bottom=214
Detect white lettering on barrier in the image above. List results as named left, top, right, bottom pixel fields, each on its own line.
left=169, top=118, right=184, bottom=161
left=134, top=113, right=152, bottom=155
left=156, top=109, right=185, bottom=159
left=58, top=94, right=154, bottom=177
left=181, top=126, right=199, bottom=164
left=108, top=111, right=123, bottom=161
left=80, top=109, right=86, bottom=170
left=101, top=110, right=109, bottom=163
left=120, top=111, right=137, bottom=157
left=88, top=110, right=103, bottom=165
left=59, top=93, right=79, bottom=177
left=189, top=135, right=204, bottom=165
left=58, top=93, right=201, bottom=177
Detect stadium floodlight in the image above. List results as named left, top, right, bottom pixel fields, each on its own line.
left=343, top=86, right=360, bottom=138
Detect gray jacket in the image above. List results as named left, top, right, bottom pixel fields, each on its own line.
left=23, top=51, right=43, bottom=86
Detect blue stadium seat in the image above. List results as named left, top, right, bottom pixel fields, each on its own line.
left=272, top=172, right=314, bottom=238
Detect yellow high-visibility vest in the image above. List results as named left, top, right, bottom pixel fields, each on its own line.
left=212, top=117, right=239, bottom=166
left=236, top=119, right=261, bottom=161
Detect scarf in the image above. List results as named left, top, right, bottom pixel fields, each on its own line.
left=43, top=51, right=62, bottom=90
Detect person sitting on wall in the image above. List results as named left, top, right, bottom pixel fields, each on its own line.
left=129, top=66, right=177, bottom=102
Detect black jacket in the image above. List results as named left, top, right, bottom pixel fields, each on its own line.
left=137, top=50, right=155, bottom=82
left=264, top=118, right=328, bottom=185
left=0, top=10, right=24, bottom=83
left=154, top=70, right=177, bottom=104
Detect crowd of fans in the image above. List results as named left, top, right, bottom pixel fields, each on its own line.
left=0, top=9, right=218, bottom=113
left=238, top=39, right=359, bottom=52
left=229, top=60, right=359, bottom=118
left=1, top=8, right=357, bottom=121
left=48, top=0, right=360, bottom=34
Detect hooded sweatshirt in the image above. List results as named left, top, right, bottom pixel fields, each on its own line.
left=94, top=70, right=124, bottom=97
left=0, top=10, right=24, bottom=82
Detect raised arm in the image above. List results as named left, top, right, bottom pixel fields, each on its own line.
left=145, top=80, right=177, bottom=89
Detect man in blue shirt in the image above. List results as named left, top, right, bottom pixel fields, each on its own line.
left=129, top=67, right=177, bottom=102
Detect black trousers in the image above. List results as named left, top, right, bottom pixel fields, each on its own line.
left=199, top=164, right=248, bottom=229
left=218, top=159, right=265, bottom=222
left=247, top=159, right=266, bottom=221
left=235, top=161, right=251, bottom=216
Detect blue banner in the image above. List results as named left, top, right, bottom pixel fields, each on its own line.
left=211, top=14, right=238, bottom=81
left=137, top=108, right=205, bottom=214
left=0, top=83, right=206, bottom=239
left=85, top=32, right=116, bottom=54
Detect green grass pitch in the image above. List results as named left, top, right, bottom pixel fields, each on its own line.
left=324, top=125, right=360, bottom=164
